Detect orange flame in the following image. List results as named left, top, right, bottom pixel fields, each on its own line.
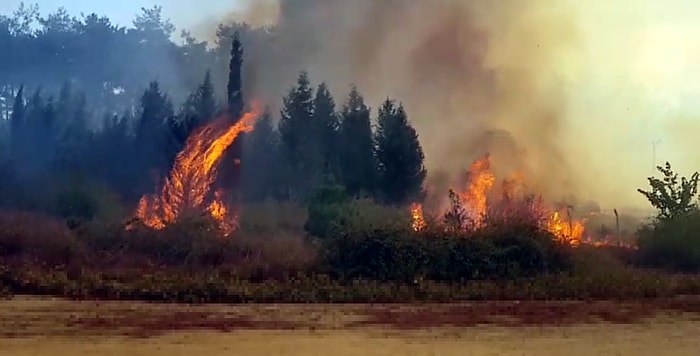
left=458, top=155, right=496, bottom=225
left=410, top=203, right=427, bottom=231
left=409, top=154, right=604, bottom=246
left=134, top=104, right=261, bottom=235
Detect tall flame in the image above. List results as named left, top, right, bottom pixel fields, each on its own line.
left=134, top=105, right=260, bottom=235
left=458, top=155, right=495, bottom=225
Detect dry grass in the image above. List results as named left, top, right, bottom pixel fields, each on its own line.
left=2, top=297, right=700, bottom=356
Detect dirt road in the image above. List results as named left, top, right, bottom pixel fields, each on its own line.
left=2, top=296, right=700, bottom=355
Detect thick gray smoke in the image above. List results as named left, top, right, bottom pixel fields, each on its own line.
left=192, top=0, right=700, bottom=213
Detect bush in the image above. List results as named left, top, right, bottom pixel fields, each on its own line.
left=0, top=211, right=84, bottom=266
left=320, top=222, right=573, bottom=282
left=74, top=215, right=317, bottom=280
left=636, top=212, right=700, bottom=271
left=304, top=184, right=358, bottom=238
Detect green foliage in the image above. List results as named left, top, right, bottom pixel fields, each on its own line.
left=304, top=184, right=357, bottom=239
left=636, top=162, right=700, bottom=271
left=375, top=99, right=426, bottom=205
left=321, top=222, right=572, bottom=283
left=638, top=162, right=699, bottom=220
left=279, top=71, right=322, bottom=201
left=636, top=210, right=700, bottom=271
left=242, top=108, right=282, bottom=202
left=313, top=83, right=341, bottom=180
left=338, top=86, right=376, bottom=197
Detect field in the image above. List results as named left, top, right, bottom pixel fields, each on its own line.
left=2, top=296, right=700, bottom=356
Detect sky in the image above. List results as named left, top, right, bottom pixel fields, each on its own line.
left=0, top=0, right=240, bottom=30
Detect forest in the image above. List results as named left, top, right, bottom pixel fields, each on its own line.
left=1, top=4, right=700, bottom=303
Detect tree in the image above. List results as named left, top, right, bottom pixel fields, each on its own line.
left=313, top=83, right=340, bottom=181
left=242, top=107, right=280, bottom=202
left=9, top=86, right=25, bottom=159
left=227, top=32, right=244, bottom=120
left=278, top=71, right=320, bottom=200
left=176, top=70, right=217, bottom=146
left=135, top=81, right=174, bottom=187
left=375, top=99, right=426, bottom=205
left=638, top=162, right=699, bottom=220
left=338, top=86, right=376, bottom=197
left=220, top=32, right=245, bottom=202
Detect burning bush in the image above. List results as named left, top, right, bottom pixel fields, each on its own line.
left=410, top=154, right=604, bottom=247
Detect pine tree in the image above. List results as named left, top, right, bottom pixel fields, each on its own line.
left=312, top=83, right=340, bottom=181
left=9, top=86, right=25, bottom=160
left=278, top=71, right=320, bottom=200
left=338, top=86, right=376, bottom=197
left=242, top=107, right=280, bottom=202
left=176, top=69, right=217, bottom=147
left=375, top=99, right=426, bottom=205
left=135, top=81, right=174, bottom=186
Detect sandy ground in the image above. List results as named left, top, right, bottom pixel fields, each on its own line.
left=2, top=296, right=700, bottom=356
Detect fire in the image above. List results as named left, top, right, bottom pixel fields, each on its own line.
left=133, top=105, right=261, bottom=235
left=410, top=154, right=594, bottom=246
left=410, top=203, right=427, bottom=231
left=546, top=211, right=585, bottom=246
left=457, top=155, right=495, bottom=224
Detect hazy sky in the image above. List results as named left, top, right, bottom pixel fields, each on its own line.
left=0, top=0, right=240, bottom=29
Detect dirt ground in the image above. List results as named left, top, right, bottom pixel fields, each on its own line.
left=2, top=296, right=700, bottom=355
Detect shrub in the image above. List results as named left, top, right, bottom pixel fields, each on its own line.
left=321, top=221, right=573, bottom=282
left=74, top=214, right=317, bottom=280
left=636, top=162, right=700, bottom=271
left=636, top=211, right=700, bottom=271
left=0, top=211, right=84, bottom=266
left=304, top=184, right=358, bottom=238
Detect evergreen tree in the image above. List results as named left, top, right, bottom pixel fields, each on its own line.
left=135, top=81, right=174, bottom=186
left=242, top=107, right=280, bottom=202
left=313, top=82, right=340, bottom=181
left=218, top=32, right=245, bottom=203
left=9, top=86, right=25, bottom=159
left=55, top=88, right=90, bottom=171
left=375, top=99, right=426, bottom=205
left=278, top=71, right=320, bottom=200
left=338, top=86, right=376, bottom=197
left=227, top=32, right=244, bottom=120
left=175, top=69, right=217, bottom=147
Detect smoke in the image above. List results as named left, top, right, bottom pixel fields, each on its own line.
left=193, top=0, right=700, bottom=212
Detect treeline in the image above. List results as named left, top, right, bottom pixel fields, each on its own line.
left=0, top=6, right=426, bottom=219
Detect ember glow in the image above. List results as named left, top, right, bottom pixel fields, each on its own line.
left=134, top=105, right=261, bottom=235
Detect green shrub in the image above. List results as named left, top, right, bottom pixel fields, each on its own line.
left=304, top=184, right=358, bottom=238
left=634, top=162, right=700, bottom=271
left=320, top=222, right=573, bottom=282
left=636, top=211, right=700, bottom=271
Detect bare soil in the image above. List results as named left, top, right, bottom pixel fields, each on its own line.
left=2, top=296, right=700, bottom=355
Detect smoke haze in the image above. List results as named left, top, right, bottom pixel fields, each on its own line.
left=192, top=0, right=700, bottom=212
